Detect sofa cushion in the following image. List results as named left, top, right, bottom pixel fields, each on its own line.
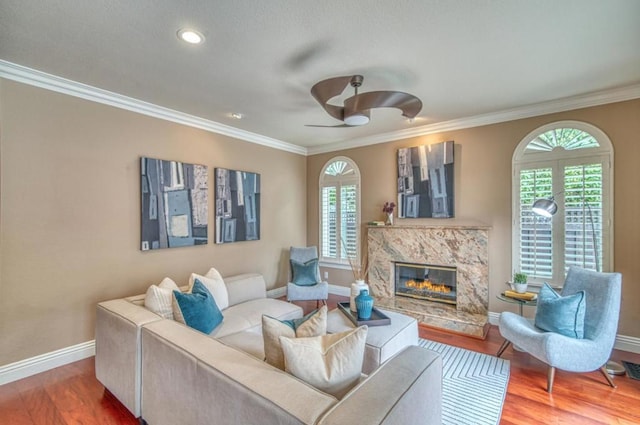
left=290, top=258, right=320, bottom=286
left=188, top=268, right=229, bottom=310
left=263, top=306, right=327, bottom=369
left=144, top=277, right=180, bottom=319
left=280, top=326, right=368, bottom=399
left=535, top=282, right=586, bottom=339
left=217, top=326, right=265, bottom=360
left=173, top=280, right=223, bottom=334
left=225, top=298, right=303, bottom=329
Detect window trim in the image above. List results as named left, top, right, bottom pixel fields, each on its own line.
left=512, top=121, right=614, bottom=286
left=318, top=156, right=361, bottom=266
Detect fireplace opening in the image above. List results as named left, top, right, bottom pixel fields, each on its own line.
left=394, top=263, right=456, bottom=305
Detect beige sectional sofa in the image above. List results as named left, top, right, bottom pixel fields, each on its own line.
left=95, top=273, right=443, bottom=424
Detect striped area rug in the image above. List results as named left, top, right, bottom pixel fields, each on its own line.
left=418, top=339, right=510, bottom=425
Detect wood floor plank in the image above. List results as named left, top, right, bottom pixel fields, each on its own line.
left=0, top=383, right=34, bottom=425
left=19, top=386, right=67, bottom=425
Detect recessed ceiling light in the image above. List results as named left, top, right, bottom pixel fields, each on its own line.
left=230, top=112, right=244, bottom=120
left=177, top=29, right=205, bottom=44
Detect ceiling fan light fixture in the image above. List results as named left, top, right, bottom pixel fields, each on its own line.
left=308, top=74, right=422, bottom=127
left=344, top=113, right=370, bottom=126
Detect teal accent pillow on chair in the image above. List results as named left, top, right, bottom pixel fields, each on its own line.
left=535, top=282, right=586, bottom=338
left=290, top=258, right=319, bottom=286
left=172, top=279, right=223, bottom=334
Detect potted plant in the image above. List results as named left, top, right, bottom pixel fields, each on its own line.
left=512, top=272, right=528, bottom=294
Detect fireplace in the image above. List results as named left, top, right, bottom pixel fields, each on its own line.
left=395, top=262, right=457, bottom=305
left=368, top=224, right=489, bottom=337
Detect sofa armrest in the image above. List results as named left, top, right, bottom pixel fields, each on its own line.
left=95, top=299, right=162, bottom=417
left=318, top=346, right=442, bottom=425
left=225, top=273, right=267, bottom=306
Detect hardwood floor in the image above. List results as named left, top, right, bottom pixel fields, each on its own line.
left=1, top=294, right=638, bottom=424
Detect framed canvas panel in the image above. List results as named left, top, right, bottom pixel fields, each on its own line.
left=215, top=168, right=261, bottom=244
left=141, top=157, right=208, bottom=250
left=397, top=141, right=454, bottom=218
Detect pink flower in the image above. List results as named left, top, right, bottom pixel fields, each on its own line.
left=382, top=202, right=396, bottom=214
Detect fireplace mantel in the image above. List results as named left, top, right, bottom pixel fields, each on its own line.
left=367, top=224, right=490, bottom=337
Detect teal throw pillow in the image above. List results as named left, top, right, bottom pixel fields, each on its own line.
left=534, top=283, right=586, bottom=339
left=172, top=279, right=223, bottom=334
left=291, top=258, right=319, bottom=286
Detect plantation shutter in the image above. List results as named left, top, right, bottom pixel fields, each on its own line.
left=341, top=184, right=357, bottom=258
left=319, top=158, right=361, bottom=264
left=514, top=124, right=611, bottom=286
left=321, top=186, right=337, bottom=259
left=564, top=163, right=603, bottom=272
left=518, top=167, right=553, bottom=279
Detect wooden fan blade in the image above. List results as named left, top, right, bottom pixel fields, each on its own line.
left=310, top=76, right=352, bottom=121
left=345, top=91, right=422, bottom=119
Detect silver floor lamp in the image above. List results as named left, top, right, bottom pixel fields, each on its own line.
left=531, top=195, right=625, bottom=376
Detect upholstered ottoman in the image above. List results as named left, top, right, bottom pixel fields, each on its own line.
left=327, top=307, right=419, bottom=374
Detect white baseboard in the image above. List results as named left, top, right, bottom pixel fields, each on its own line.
left=488, top=311, right=640, bottom=354
left=612, top=334, right=640, bottom=354
left=329, top=284, right=351, bottom=297
left=0, top=340, right=95, bottom=386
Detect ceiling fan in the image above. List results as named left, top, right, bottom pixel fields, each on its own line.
left=307, top=75, right=422, bottom=127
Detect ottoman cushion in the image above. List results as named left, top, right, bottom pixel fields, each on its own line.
left=327, top=308, right=418, bottom=374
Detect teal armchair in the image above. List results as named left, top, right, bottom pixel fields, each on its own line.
left=497, top=267, right=622, bottom=392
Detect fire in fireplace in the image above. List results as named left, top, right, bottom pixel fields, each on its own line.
left=395, top=263, right=457, bottom=305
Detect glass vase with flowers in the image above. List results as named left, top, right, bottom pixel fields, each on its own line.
left=382, top=201, right=396, bottom=225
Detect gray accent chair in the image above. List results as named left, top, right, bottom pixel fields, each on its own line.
left=497, top=267, right=622, bottom=393
left=286, top=246, right=329, bottom=305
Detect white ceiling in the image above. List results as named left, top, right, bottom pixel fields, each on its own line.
left=1, top=1, right=639, bottom=153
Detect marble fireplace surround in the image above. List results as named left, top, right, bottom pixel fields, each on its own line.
left=368, top=224, right=490, bottom=337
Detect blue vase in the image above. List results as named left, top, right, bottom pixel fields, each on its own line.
left=355, top=289, right=374, bottom=320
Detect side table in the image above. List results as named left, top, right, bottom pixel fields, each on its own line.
left=496, top=293, right=537, bottom=316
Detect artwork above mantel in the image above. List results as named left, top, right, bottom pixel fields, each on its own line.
left=397, top=141, right=454, bottom=219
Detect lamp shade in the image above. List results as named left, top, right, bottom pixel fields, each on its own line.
left=532, top=198, right=557, bottom=217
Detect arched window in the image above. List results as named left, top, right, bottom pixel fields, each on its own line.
left=319, top=157, right=361, bottom=264
left=512, top=121, right=613, bottom=286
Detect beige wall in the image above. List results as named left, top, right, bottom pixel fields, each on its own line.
left=0, top=80, right=307, bottom=365
left=307, top=99, right=640, bottom=338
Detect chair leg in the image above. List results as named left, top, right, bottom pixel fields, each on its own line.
left=547, top=367, right=556, bottom=393
left=496, top=339, right=511, bottom=358
left=599, top=365, right=617, bottom=388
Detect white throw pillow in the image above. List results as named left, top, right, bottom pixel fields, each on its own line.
left=144, top=277, right=180, bottom=319
left=188, top=267, right=229, bottom=310
left=262, top=305, right=327, bottom=370
left=280, top=325, right=368, bottom=399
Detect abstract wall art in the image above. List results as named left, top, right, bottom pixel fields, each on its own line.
left=397, top=140, right=454, bottom=218
left=140, top=157, right=208, bottom=250
left=215, top=168, right=260, bottom=243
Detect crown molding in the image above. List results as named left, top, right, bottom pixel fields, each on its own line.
left=0, top=60, right=306, bottom=156
left=3, top=60, right=639, bottom=157
left=307, top=83, right=640, bottom=155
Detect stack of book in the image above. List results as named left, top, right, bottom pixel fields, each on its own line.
left=503, top=290, right=537, bottom=301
